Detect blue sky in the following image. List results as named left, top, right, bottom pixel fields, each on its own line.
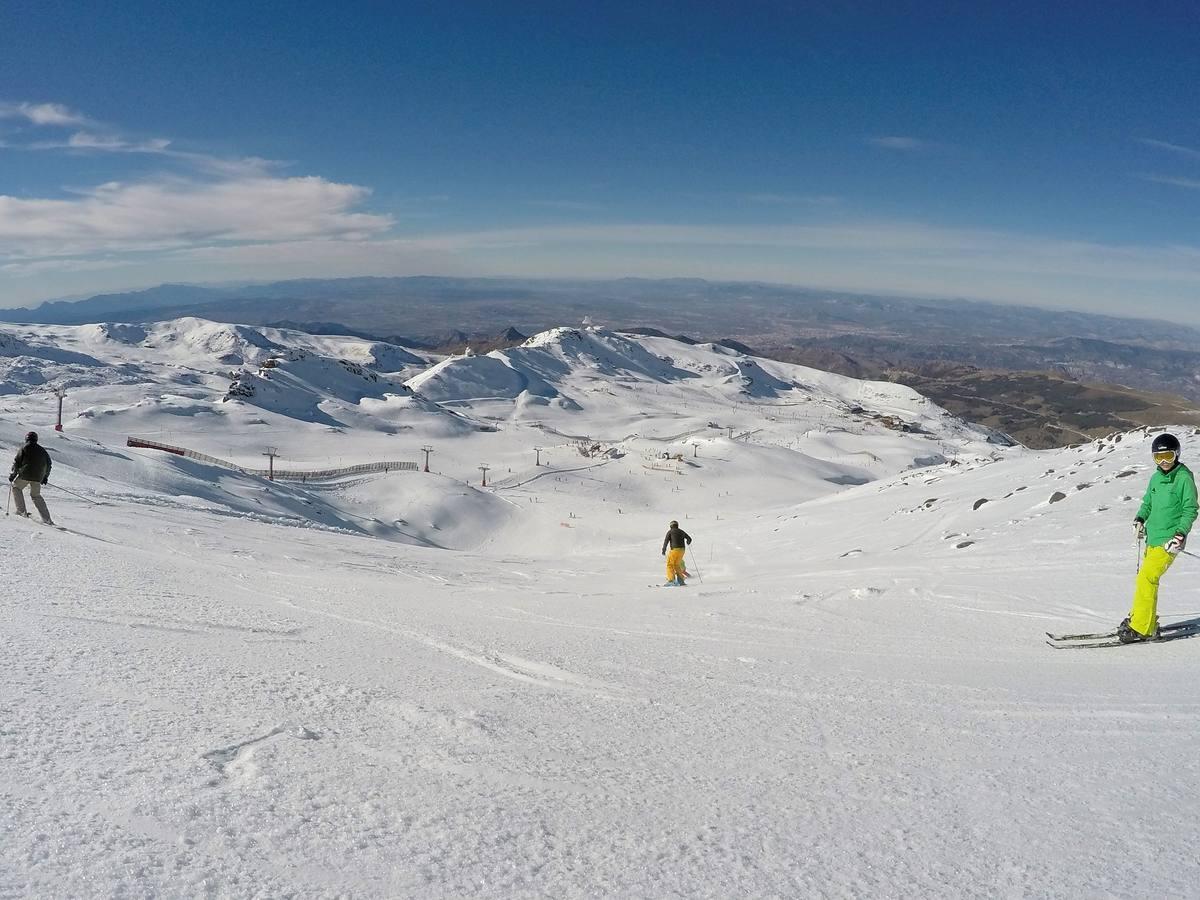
left=2, top=0, right=1199, bottom=319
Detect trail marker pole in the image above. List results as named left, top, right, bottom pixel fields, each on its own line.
left=53, top=388, right=66, bottom=432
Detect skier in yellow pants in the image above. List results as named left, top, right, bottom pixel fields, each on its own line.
left=661, top=520, right=692, bottom=586
left=1121, top=433, right=1198, bottom=642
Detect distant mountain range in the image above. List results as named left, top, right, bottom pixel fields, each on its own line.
left=8, top=276, right=1200, bottom=445
left=9, top=275, right=1195, bottom=348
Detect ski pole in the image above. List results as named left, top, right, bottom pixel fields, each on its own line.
left=4, top=483, right=10, bottom=517
left=47, top=483, right=99, bottom=505
left=686, top=547, right=703, bottom=583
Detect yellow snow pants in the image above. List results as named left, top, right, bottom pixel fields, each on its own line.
left=1129, top=545, right=1176, bottom=635
left=665, top=548, right=686, bottom=582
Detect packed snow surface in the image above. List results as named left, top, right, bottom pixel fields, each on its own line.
left=3, top=319, right=1199, bottom=898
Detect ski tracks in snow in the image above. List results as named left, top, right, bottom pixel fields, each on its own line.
left=276, top=596, right=634, bottom=703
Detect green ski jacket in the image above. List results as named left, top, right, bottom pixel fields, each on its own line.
left=1136, top=462, right=1198, bottom=547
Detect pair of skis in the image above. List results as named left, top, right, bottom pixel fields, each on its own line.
left=1046, top=620, right=1200, bottom=649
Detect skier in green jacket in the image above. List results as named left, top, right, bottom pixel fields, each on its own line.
left=1121, top=432, right=1197, bottom=642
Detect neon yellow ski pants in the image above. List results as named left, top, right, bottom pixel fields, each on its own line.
left=665, top=548, right=686, bottom=582
left=1129, top=545, right=1176, bottom=635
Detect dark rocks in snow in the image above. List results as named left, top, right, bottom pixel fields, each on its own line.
left=1049, top=491, right=1068, bottom=504
left=972, top=498, right=989, bottom=510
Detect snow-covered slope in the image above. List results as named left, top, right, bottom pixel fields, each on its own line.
left=4, top=318, right=1199, bottom=898
left=0, top=318, right=482, bottom=469
left=0, top=319, right=1006, bottom=549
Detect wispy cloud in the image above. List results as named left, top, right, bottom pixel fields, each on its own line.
left=67, top=131, right=173, bottom=153
left=0, top=98, right=274, bottom=175
left=1138, top=138, right=1200, bottom=160
left=868, top=135, right=936, bottom=152
left=156, top=220, right=1200, bottom=290
left=1140, top=174, right=1200, bottom=191
left=0, top=101, right=91, bottom=127
left=10, top=218, right=1200, bottom=320
left=23, top=131, right=176, bottom=155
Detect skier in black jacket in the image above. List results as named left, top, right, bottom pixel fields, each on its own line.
left=661, top=520, right=692, bottom=585
left=9, top=431, right=53, bottom=524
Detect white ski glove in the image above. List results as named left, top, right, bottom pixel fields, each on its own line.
left=1166, top=533, right=1186, bottom=555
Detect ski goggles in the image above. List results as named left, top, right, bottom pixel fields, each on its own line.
left=1154, top=450, right=1178, bottom=464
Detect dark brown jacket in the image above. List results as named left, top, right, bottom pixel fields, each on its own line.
left=662, top=527, right=692, bottom=553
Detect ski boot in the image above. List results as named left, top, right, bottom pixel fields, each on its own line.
left=1117, top=617, right=1159, bottom=643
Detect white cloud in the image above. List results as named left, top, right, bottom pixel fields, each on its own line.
left=0, top=98, right=398, bottom=286
left=132, top=220, right=1200, bottom=295
left=66, top=131, right=173, bottom=153
left=0, top=101, right=91, bottom=127
left=0, top=176, right=394, bottom=258
left=7, top=218, right=1200, bottom=321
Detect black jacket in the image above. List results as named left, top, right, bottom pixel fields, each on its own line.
left=11, top=441, right=51, bottom=483
left=662, top=526, right=692, bottom=553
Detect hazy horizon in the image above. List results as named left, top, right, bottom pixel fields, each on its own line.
left=3, top=4, right=1199, bottom=320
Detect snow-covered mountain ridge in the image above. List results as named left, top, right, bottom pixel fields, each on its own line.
left=0, top=318, right=1010, bottom=550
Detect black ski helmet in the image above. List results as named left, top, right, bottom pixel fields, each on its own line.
left=669, top=520, right=678, bottom=528
left=24, top=431, right=37, bottom=443
left=1152, top=433, right=1181, bottom=455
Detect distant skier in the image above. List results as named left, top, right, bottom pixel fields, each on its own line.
left=1121, top=433, right=1196, bottom=642
left=661, top=520, right=692, bottom=586
left=8, top=431, right=54, bottom=525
